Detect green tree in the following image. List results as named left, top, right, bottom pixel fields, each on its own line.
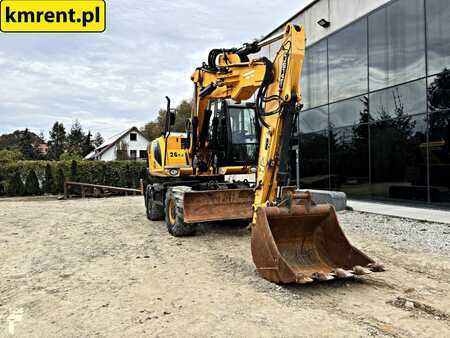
left=19, top=128, right=38, bottom=160
left=0, top=129, right=41, bottom=151
left=141, top=99, right=192, bottom=141
left=81, top=131, right=95, bottom=157
left=25, top=169, right=41, bottom=195
left=48, top=122, right=66, bottom=160
left=428, top=68, right=450, bottom=113
left=67, top=120, right=85, bottom=155
left=0, top=149, right=23, bottom=163
left=427, top=69, right=450, bottom=137
left=93, top=132, right=104, bottom=147
left=7, top=172, right=25, bottom=196
left=141, top=121, right=161, bottom=141
left=43, top=164, right=54, bottom=193
left=173, top=100, right=192, bottom=132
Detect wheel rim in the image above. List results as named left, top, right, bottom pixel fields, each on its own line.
left=168, top=198, right=176, bottom=225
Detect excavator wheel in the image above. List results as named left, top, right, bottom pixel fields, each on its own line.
left=145, top=185, right=164, bottom=221
left=165, top=187, right=197, bottom=237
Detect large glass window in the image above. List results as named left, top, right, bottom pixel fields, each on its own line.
left=299, top=106, right=328, bottom=134
left=300, top=48, right=310, bottom=109
left=329, top=95, right=369, bottom=128
left=427, top=0, right=450, bottom=75
left=300, top=130, right=329, bottom=189
left=369, top=79, right=427, bottom=120
left=428, top=111, right=450, bottom=205
left=328, top=18, right=368, bottom=102
left=330, top=125, right=370, bottom=198
left=369, top=0, right=426, bottom=91
left=427, top=71, right=450, bottom=112
left=303, top=40, right=328, bottom=109
left=276, top=0, right=450, bottom=208
left=370, top=114, right=428, bottom=201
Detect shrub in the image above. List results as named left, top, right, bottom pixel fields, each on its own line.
left=25, top=169, right=41, bottom=195
left=43, top=164, right=54, bottom=193
left=59, top=152, right=82, bottom=161
left=70, top=160, right=78, bottom=181
left=55, top=167, right=65, bottom=194
left=6, top=172, right=24, bottom=196
left=0, top=160, right=148, bottom=196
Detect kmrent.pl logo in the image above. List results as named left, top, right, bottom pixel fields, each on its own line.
left=0, top=0, right=106, bottom=32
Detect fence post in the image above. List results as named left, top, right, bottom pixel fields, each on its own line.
left=64, top=180, right=68, bottom=199
left=140, top=179, right=144, bottom=195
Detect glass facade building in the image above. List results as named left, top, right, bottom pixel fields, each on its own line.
left=297, top=0, right=450, bottom=208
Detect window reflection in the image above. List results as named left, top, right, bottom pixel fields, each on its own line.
left=371, top=114, right=428, bottom=201
left=303, top=40, right=328, bottom=108
left=328, top=19, right=368, bottom=102
left=300, top=48, right=310, bottom=109
left=369, top=0, right=426, bottom=91
left=299, top=106, right=328, bottom=134
left=330, top=125, right=370, bottom=198
left=428, top=70, right=450, bottom=112
left=369, top=79, right=426, bottom=120
left=427, top=0, right=450, bottom=75
left=300, top=130, right=329, bottom=189
left=330, top=95, right=370, bottom=128
left=286, top=0, right=450, bottom=208
left=428, top=111, right=450, bottom=204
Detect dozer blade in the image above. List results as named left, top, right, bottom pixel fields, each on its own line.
left=183, top=189, right=254, bottom=223
left=251, top=195, right=383, bottom=284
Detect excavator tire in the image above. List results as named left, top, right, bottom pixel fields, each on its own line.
left=165, top=186, right=197, bottom=237
left=145, top=185, right=164, bottom=221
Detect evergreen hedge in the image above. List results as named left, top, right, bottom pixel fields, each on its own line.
left=0, top=160, right=149, bottom=197
left=25, top=169, right=41, bottom=195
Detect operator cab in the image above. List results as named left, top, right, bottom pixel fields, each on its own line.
left=208, top=99, right=260, bottom=167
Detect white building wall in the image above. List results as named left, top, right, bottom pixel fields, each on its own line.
left=124, top=130, right=150, bottom=160
left=264, top=0, right=390, bottom=47
left=98, top=130, right=150, bottom=161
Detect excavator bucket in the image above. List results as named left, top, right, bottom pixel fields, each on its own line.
left=251, top=192, right=383, bottom=284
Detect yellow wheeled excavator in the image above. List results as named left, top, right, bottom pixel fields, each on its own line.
left=144, top=23, right=384, bottom=284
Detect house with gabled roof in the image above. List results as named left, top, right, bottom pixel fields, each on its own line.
left=84, top=127, right=150, bottom=161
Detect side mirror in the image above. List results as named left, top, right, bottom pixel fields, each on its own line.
left=165, top=96, right=175, bottom=134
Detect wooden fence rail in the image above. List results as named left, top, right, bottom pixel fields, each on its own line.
left=64, top=180, right=144, bottom=199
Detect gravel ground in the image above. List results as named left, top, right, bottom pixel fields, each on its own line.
left=340, top=211, right=450, bottom=257
left=0, top=196, right=449, bottom=337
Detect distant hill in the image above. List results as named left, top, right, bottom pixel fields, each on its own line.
left=0, top=130, right=43, bottom=150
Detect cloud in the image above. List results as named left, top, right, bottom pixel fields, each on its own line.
left=0, top=0, right=301, bottom=138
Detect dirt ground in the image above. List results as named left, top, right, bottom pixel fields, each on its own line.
left=0, top=196, right=449, bottom=337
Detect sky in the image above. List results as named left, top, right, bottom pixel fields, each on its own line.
left=0, top=0, right=305, bottom=139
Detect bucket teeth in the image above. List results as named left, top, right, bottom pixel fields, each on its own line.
left=353, top=265, right=372, bottom=275
left=312, top=272, right=334, bottom=282
left=296, top=275, right=314, bottom=284
left=251, top=204, right=383, bottom=285
left=334, top=268, right=354, bottom=279
left=368, top=262, right=385, bottom=272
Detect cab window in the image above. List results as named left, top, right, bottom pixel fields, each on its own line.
left=153, top=142, right=162, bottom=166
